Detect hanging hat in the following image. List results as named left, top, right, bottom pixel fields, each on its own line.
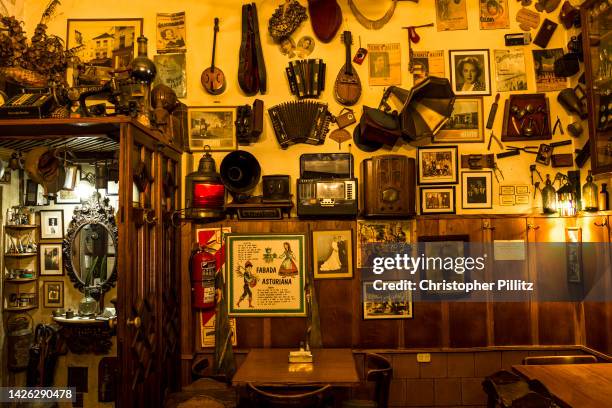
left=24, top=147, right=61, bottom=194
left=308, top=0, right=342, bottom=43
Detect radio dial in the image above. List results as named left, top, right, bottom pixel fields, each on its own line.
left=381, top=188, right=399, bottom=203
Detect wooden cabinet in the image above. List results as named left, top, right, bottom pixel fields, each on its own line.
left=0, top=118, right=182, bottom=408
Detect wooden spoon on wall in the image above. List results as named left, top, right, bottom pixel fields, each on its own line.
left=201, top=18, right=226, bottom=95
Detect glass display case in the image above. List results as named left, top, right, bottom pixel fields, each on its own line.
left=583, top=0, right=612, bottom=175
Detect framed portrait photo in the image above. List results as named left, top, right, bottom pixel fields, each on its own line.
left=420, top=186, right=456, bottom=215
left=417, top=146, right=459, bottom=185
left=43, top=281, right=64, bottom=308
left=66, top=18, right=143, bottom=85
left=188, top=107, right=237, bottom=151
left=39, top=210, right=64, bottom=240
left=362, top=280, right=412, bottom=320
left=418, top=235, right=470, bottom=298
left=449, top=49, right=491, bottom=96
left=312, top=230, right=353, bottom=279
left=461, top=171, right=493, bottom=209
left=39, top=244, right=63, bottom=276
left=434, top=97, right=484, bottom=143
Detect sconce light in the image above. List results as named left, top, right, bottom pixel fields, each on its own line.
left=76, top=168, right=95, bottom=200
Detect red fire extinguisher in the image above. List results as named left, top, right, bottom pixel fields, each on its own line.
left=190, top=245, right=217, bottom=309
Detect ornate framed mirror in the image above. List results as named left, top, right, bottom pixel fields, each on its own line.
left=62, top=194, right=118, bottom=299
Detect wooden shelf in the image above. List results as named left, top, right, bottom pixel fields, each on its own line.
left=5, top=305, right=37, bottom=312
left=4, top=225, right=38, bottom=230
left=4, top=253, right=37, bottom=257
left=4, top=278, right=37, bottom=283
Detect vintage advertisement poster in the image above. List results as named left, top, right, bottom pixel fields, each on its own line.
left=435, top=0, right=468, bottom=31
left=153, top=53, right=187, bottom=98
left=227, top=234, right=306, bottom=317
left=156, top=12, right=186, bottom=54
left=532, top=48, right=567, bottom=92
left=368, top=43, right=401, bottom=86
left=494, top=49, right=527, bottom=92
left=200, top=313, right=237, bottom=348
left=356, top=220, right=412, bottom=269
left=412, top=50, right=445, bottom=85
left=479, top=0, right=509, bottom=30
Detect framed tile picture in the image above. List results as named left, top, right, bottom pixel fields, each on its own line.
left=420, top=186, right=456, bottom=214
left=39, top=243, right=63, bottom=276
left=312, top=230, right=353, bottom=279
left=39, top=210, right=64, bottom=240
left=43, top=281, right=64, bottom=308
left=188, top=106, right=237, bottom=151
left=461, top=171, right=493, bottom=209
left=417, top=146, right=459, bottom=185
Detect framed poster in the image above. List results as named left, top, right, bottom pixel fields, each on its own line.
left=312, top=230, right=353, bottom=279
left=356, top=220, right=412, bottom=269
left=449, top=49, right=491, bottom=96
left=39, top=210, right=64, bottom=240
left=417, top=146, right=459, bottom=185
left=227, top=234, right=306, bottom=317
left=156, top=12, right=186, bottom=54
left=434, top=98, right=484, bottom=143
left=188, top=106, right=237, bottom=151
left=462, top=171, right=493, bottom=209
left=42, top=281, right=64, bottom=308
left=66, top=18, right=143, bottom=85
left=199, top=313, right=237, bottom=348
left=362, top=281, right=412, bottom=320
left=418, top=234, right=470, bottom=298
left=153, top=53, right=187, bottom=98
left=420, top=186, right=456, bottom=215
left=40, top=243, right=63, bottom=276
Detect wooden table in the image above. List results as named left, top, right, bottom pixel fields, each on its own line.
left=512, top=363, right=612, bottom=408
left=232, top=348, right=360, bottom=387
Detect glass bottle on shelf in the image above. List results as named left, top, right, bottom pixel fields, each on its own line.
left=599, top=183, right=609, bottom=211
left=542, top=175, right=557, bottom=214
left=78, top=288, right=98, bottom=317
left=582, top=170, right=599, bottom=211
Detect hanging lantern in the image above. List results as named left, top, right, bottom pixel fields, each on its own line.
left=557, top=182, right=577, bottom=217
left=185, top=146, right=226, bottom=220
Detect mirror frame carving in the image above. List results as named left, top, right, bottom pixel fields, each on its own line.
left=62, top=195, right=118, bottom=299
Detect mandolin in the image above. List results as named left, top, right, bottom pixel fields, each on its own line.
left=201, top=18, right=226, bottom=95
left=334, top=31, right=362, bottom=106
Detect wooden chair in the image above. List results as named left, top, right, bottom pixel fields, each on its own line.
left=482, top=370, right=530, bottom=408
left=341, top=353, right=392, bottom=408
left=522, top=355, right=597, bottom=365
left=246, top=383, right=331, bottom=408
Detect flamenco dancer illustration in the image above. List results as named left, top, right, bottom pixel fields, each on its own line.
left=278, top=242, right=298, bottom=277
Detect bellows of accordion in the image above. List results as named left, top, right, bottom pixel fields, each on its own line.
left=268, top=100, right=331, bottom=149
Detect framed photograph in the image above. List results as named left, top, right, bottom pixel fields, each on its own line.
left=367, top=43, right=401, bottom=86
left=435, top=0, right=468, bottom=31
left=25, top=180, right=38, bottom=206
left=227, top=234, right=306, bottom=317
left=43, top=281, right=64, bottom=308
left=312, top=230, right=353, bottom=279
left=462, top=171, right=493, bottom=209
left=494, top=49, right=527, bottom=92
left=66, top=18, right=144, bottom=86
left=40, top=244, right=63, bottom=276
left=39, top=210, right=64, bottom=240
left=434, top=98, right=484, bottom=143
left=449, top=49, right=491, bottom=96
left=356, top=220, right=412, bottom=269
left=362, top=280, right=412, bottom=320
left=566, top=227, right=582, bottom=284
left=417, top=146, right=459, bottom=185
left=418, top=235, right=470, bottom=298
left=479, top=0, right=509, bottom=30
left=188, top=107, right=237, bottom=151
left=55, top=189, right=81, bottom=204
left=532, top=48, right=567, bottom=92
left=420, top=186, right=456, bottom=214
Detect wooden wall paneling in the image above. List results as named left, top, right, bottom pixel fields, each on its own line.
left=442, top=218, right=488, bottom=347
left=179, top=221, right=193, bottom=385
left=533, top=217, right=575, bottom=345
left=491, top=217, right=531, bottom=346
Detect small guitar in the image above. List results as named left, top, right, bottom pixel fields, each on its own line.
left=201, top=18, right=226, bottom=95
left=334, top=31, right=361, bottom=106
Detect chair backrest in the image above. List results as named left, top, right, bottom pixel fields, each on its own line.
left=512, top=391, right=555, bottom=408
left=522, top=355, right=597, bottom=365
left=364, top=353, right=392, bottom=408
left=246, top=383, right=331, bottom=408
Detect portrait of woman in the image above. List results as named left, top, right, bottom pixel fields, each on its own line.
left=450, top=50, right=491, bottom=95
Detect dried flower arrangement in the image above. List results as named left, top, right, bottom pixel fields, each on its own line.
left=0, top=0, right=73, bottom=87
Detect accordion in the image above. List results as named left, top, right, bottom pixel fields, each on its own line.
left=286, top=59, right=326, bottom=99
left=268, top=100, right=332, bottom=149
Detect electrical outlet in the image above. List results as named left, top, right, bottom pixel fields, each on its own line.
left=417, top=353, right=431, bottom=363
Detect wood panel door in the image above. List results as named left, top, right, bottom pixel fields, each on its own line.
left=118, top=125, right=173, bottom=408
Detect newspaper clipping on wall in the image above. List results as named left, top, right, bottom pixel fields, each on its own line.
left=533, top=48, right=567, bottom=92
left=368, top=43, right=401, bottom=86
left=412, top=50, right=445, bottom=85
left=156, top=12, right=186, bottom=54
left=479, top=0, right=510, bottom=30
left=435, top=0, right=468, bottom=31
left=153, top=53, right=187, bottom=97
left=494, top=49, right=527, bottom=92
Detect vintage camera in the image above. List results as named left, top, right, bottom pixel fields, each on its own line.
left=236, top=99, right=264, bottom=145
left=335, top=108, right=356, bottom=129
left=361, top=155, right=415, bottom=218
left=353, top=47, right=368, bottom=65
